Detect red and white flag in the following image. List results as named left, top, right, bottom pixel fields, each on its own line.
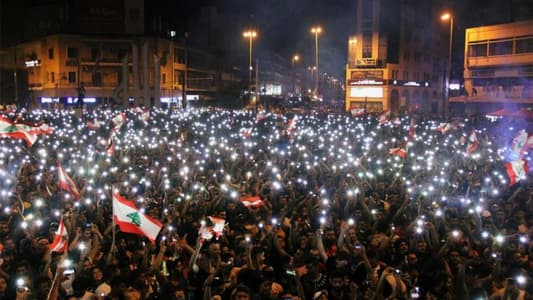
left=106, top=138, right=115, bottom=156
left=257, top=112, right=266, bottom=121
left=505, top=159, right=529, bottom=186
left=389, top=147, right=407, bottom=159
left=392, top=117, right=402, bottom=127
left=351, top=108, right=365, bottom=117
left=466, top=130, right=479, bottom=155
left=287, top=115, right=298, bottom=133
left=50, top=219, right=69, bottom=253
left=112, top=192, right=162, bottom=243
left=240, top=195, right=265, bottom=208
left=377, top=110, right=391, bottom=125
left=242, top=127, right=253, bottom=138
left=436, top=122, right=455, bottom=134
left=58, top=162, right=81, bottom=199
left=0, top=116, right=52, bottom=147
left=408, top=117, right=416, bottom=140
left=198, top=216, right=226, bottom=241
left=511, top=130, right=528, bottom=157
left=87, top=119, right=105, bottom=131
left=134, top=107, right=150, bottom=124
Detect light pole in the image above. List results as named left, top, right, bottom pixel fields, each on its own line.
left=441, top=12, right=453, bottom=118
left=243, top=30, right=257, bottom=94
left=311, top=26, right=322, bottom=96
left=291, top=54, right=299, bottom=94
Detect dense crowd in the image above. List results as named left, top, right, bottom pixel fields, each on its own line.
left=0, top=106, right=531, bottom=300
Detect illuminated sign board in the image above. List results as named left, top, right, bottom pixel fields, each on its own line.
left=349, top=79, right=384, bottom=85
left=349, top=86, right=383, bottom=98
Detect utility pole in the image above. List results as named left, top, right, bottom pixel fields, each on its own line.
left=255, top=59, right=259, bottom=113
left=182, top=32, right=188, bottom=110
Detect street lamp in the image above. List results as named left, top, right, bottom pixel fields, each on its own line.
left=441, top=12, right=453, bottom=118
left=292, top=54, right=299, bottom=94
left=243, top=30, right=257, bottom=93
left=310, top=26, right=322, bottom=96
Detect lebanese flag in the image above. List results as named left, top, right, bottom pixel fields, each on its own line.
left=87, top=119, right=105, bottom=131
left=511, top=130, right=528, bottom=157
left=106, top=138, right=115, bottom=156
left=505, top=159, right=529, bottom=186
left=242, top=127, right=252, bottom=138
left=389, top=147, right=407, bottom=159
left=436, top=122, right=455, bottom=134
left=0, top=116, right=52, bottom=147
left=112, top=192, right=162, bottom=243
left=134, top=107, right=150, bottom=124
left=466, top=130, right=479, bottom=155
left=198, top=216, right=226, bottom=241
left=408, top=118, right=416, bottom=140
left=57, top=162, right=81, bottom=199
left=351, top=108, right=365, bottom=117
left=377, top=110, right=390, bottom=125
left=392, top=117, right=402, bottom=127
left=240, top=195, right=264, bottom=208
left=287, top=115, right=298, bottom=133
left=111, top=112, right=126, bottom=127
left=110, top=112, right=126, bottom=138
left=50, top=219, right=69, bottom=253
left=257, top=112, right=266, bottom=121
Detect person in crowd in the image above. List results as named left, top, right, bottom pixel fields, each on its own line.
left=0, top=105, right=530, bottom=300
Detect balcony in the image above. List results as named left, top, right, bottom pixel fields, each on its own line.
left=450, top=85, right=533, bottom=103
left=80, top=57, right=124, bottom=66
left=467, top=54, right=533, bottom=68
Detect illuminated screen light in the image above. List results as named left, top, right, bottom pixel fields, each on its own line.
left=349, top=86, right=383, bottom=98
left=186, top=95, right=199, bottom=101
left=350, top=79, right=384, bottom=85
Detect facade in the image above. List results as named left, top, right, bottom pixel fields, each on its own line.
left=0, top=34, right=219, bottom=107
left=345, top=0, right=446, bottom=114
left=449, top=20, right=533, bottom=114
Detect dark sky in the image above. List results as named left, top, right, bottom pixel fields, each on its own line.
left=169, top=0, right=532, bottom=77
left=1, top=0, right=532, bottom=78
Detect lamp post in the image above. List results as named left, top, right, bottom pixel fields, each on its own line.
left=291, top=54, right=299, bottom=94
left=441, top=12, right=453, bottom=118
left=310, top=26, right=322, bottom=96
left=243, top=30, right=257, bottom=95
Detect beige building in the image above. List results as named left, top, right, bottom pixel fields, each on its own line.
left=1, top=34, right=217, bottom=107
left=450, top=20, right=533, bottom=113
left=345, top=0, right=445, bottom=114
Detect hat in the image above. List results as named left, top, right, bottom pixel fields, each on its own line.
left=313, top=290, right=328, bottom=300
left=95, top=282, right=111, bottom=297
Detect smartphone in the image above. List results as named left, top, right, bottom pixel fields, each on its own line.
left=63, top=269, right=75, bottom=275
left=286, top=270, right=296, bottom=276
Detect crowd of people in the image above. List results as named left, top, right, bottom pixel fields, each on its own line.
left=0, top=106, right=531, bottom=300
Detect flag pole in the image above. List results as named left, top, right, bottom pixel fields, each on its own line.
left=106, top=189, right=117, bottom=265
left=46, top=248, right=68, bottom=300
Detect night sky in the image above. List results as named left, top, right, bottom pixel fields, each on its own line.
left=1, top=0, right=532, bottom=78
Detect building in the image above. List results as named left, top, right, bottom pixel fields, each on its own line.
left=0, top=34, right=220, bottom=107
left=345, top=0, right=446, bottom=114
left=449, top=20, right=533, bottom=114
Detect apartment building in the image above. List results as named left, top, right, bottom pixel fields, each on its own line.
left=450, top=20, right=533, bottom=114
left=345, top=0, right=446, bottom=114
